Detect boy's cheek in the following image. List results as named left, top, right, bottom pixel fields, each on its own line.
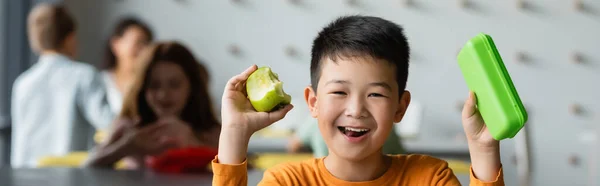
left=318, top=98, right=338, bottom=114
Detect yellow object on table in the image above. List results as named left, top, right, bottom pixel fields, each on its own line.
left=446, top=159, right=471, bottom=174
left=95, top=130, right=107, bottom=144
left=254, top=128, right=293, bottom=138
left=249, top=153, right=314, bottom=170
left=37, top=152, right=89, bottom=168
left=37, top=152, right=127, bottom=169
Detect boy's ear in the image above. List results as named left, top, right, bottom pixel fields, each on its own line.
left=394, top=91, right=411, bottom=123
left=304, top=85, right=318, bottom=118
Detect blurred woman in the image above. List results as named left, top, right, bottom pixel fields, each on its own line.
left=102, top=17, right=154, bottom=114
left=86, top=42, right=220, bottom=170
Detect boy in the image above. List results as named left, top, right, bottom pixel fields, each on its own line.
left=11, top=3, right=113, bottom=168
left=213, top=15, right=503, bottom=185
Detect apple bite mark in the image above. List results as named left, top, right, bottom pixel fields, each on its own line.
left=246, top=67, right=292, bottom=112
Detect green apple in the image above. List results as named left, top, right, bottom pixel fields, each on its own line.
left=246, top=66, right=291, bottom=112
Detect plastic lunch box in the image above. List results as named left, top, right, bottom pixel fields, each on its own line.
left=457, top=33, right=528, bottom=140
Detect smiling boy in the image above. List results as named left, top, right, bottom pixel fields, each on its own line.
left=212, top=15, right=503, bottom=185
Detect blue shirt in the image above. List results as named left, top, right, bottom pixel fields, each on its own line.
left=10, top=54, right=114, bottom=168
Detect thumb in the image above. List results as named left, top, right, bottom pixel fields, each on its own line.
left=462, top=91, right=477, bottom=119
left=267, top=104, right=294, bottom=124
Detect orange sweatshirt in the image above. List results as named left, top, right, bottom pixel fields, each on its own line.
left=212, top=154, right=504, bottom=186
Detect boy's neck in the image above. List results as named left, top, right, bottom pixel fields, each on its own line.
left=323, top=151, right=391, bottom=182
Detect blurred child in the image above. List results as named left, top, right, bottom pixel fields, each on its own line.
left=85, top=42, right=220, bottom=171
left=11, top=3, right=113, bottom=168
left=101, top=17, right=154, bottom=115
left=212, top=15, right=504, bottom=185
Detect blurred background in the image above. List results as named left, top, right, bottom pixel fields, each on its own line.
left=0, top=0, right=599, bottom=185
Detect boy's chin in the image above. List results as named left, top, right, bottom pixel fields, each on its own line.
left=329, top=147, right=381, bottom=161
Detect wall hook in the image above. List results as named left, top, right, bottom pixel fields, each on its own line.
left=289, top=0, right=302, bottom=5
left=347, top=0, right=360, bottom=7
left=515, top=51, right=529, bottom=64
left=569, top=103, right=584, bottom=116
left=228, top=44, right=242, bottom=57
left=511, top=154, right=518, bottom=165
left=571, top=51, right=583, bottom=64
left=568, top=154, right=580, bottom=167
left=285, top=45, right=299, bottom=58
left=456, top=100, right=464, bottom=112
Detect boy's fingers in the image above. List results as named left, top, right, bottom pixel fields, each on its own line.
left=462, top=91, right=477, bottom=119
left=225, top=65, right=258, bottom=91
left=241, top=64, right=258, bottom=77
left=267, top=104, right=294, bottom=124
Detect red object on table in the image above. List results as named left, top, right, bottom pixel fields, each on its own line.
left=146, top=146, right=218, bottom=173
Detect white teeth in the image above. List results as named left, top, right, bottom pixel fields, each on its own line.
left=344, top=127, right=369, bottom=132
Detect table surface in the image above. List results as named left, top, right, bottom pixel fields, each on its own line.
left=0, top=167, right=264, bottom=186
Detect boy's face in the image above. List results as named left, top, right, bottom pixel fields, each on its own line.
left=305, top=56, right=410, bottom=161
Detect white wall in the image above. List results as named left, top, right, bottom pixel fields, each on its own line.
left=65, top=0, right=600, bottom=185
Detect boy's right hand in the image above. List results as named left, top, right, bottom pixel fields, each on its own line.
left=221, top=65, right=294, bottom=133
left=218, top=65, right=294, bottom=164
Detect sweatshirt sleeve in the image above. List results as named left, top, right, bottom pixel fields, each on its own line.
left=469, top=166, right=505, bottom=186
left=211, top=156, right=248, bottom=186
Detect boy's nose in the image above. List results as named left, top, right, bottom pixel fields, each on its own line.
left=345, top=96, right=369, bottom=119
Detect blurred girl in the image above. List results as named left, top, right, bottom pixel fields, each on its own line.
left=86, top=42, right=220, bottom=170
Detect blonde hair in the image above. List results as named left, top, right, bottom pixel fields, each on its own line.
left=27, top=3, right=76, bottom=53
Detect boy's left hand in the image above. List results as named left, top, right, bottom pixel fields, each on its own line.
left=462, top=91, right=502, bottom=182
left=461, top=91, right=499, bottom=149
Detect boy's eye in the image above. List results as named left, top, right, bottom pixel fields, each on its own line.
left=331, top=91, right=347, bottom=95
left=368, top=93, right=386, bottom=98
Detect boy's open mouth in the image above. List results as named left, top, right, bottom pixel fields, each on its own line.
left=337, top=126, right=370, bottom=137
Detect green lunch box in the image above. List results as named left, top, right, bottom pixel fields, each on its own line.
left=457, top=33, right=528, bottom=140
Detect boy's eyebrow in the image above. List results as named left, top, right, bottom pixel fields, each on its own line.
left=325, top=80, right=392, bottom=91
left=325, top=80, right=349, bottom=85
left=370, top=82, right=392, bottom=91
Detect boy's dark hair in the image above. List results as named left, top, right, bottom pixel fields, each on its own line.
left=102, top=17, right=154, bottom=70
left=27, top=3, right=76, bottom=53
left=310, top=15, right=410, bottom=95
